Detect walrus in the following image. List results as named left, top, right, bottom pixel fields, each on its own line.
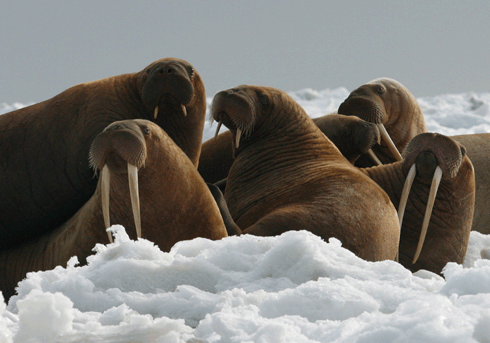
left=209, top=85, right=475, bottom=273
left=363, top=132, right=475, bottom=274
left=198, top=113, right=381, bottom=184
left=338, top=77, right=427, bottom=166
left=0, top=58, right=206, bottom=249
left=338, top=78, right=489, bottom=234
left=0, top=119, right=228, bottom=300
left=210, top=85, right=400, bottom=262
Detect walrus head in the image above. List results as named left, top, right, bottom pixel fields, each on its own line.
left=138, top=58, right=199, bottom=120
left=338, top=78, right=423, bottom=162
left=89, top=120, right=154, bottom=242
left=314, top=114, right=381, bottom=164
left=211, top=85, right=284, bottom=155
left=396, top=132, right=468, bottom=264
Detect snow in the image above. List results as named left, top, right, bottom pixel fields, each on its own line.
left=1, top=88, right=490, bottom=342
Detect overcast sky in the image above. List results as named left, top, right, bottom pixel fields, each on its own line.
left=1, top=1, right=489, bottom=104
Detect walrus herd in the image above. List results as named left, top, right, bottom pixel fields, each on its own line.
left=0, top=58, right=482, bottom=300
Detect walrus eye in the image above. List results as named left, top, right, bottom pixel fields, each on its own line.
left=188, top=67, right=194, bottom=78
left=377, top=86, right=385, bottom=94
left=259, top=94, right=269, bottom=106
left=142, top=126, right=150, bottom=135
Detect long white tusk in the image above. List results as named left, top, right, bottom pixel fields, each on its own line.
left=101, top=165, right=113, bottom=243
left=377, top=124, right=403, bottom=161
left=398, top=164, right=417, bottom=227
left=181, top=104, right=187, bottom=117
left=367, top=149, right=383, bottom=165
left=412, top=165, right=443, bottom=264
left=128, top=163, right=142, bottom=239
left=395, top=164, right=417, bottom=261
left=235, top=128, right=242, bottom=149
left=154, top=106, right=159, bottom=119
left=214, top=121, right=223, bottom=139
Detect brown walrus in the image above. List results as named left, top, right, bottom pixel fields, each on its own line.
left=0, top=58, right=206, bottom=249
left=338, top=77, right=427, bottom=166
left=0, top=119, right=228, bottom=300
left=363, top=132, right=475, bottom=274
left=210, top=85, right=400, bottom=262
left=198, top=113, right=381, bottom=184
left=338, top=78, right=489, bottom=234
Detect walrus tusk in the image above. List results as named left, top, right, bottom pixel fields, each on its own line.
left=377, top=124, right=403, bottom=161
left=412, top=165, right=443, bottom=264
left=181, top=104, right=187, bottom=117
left=395, top=164, right=417, bottom=261
left=398, top=164, right=417, bottom=227
left=128, top=163, right=142, bottom=239
left=235, top=128, right=242, bottom=149
left=154, top=106, right=159, bottom=119
left=367, top=149, right=382, bottom=165
left=214, top=121, right=223, bottom=139
left=101, top=165, right=113, bottom=243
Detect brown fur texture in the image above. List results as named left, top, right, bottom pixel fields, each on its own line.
left=210, top=85, right=400, bottom=262
left=198, top=113, right=380, bottom=184
left=0, top=120, right=227, bottom=300
left=364, top=133, right=475, bottom=274
left=0, top=58, right=206, bottom=249
left=338, top=78, right=489, bottom=234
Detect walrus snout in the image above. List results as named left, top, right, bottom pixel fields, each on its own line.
left=211, top=89, right=258, bottom=150
left=403, top=133, right=464, bottom=179
left=141, top=60, right=195, bottom=117
left=338, top=96, right=385, bottom=124
left=354, top=122, right=381, bottom=153
left=89, top=122, right=147, bottom=173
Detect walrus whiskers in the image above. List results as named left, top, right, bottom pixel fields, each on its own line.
left=101, top=165, right=113, bottom=243
left=378, top=124, right=403, bottom=161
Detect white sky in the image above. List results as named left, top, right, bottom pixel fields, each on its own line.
left=1, top=0, right=489, bottom=104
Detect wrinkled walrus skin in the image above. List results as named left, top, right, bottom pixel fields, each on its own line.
left=198, top=113, right=380, bottom=184
left=0, top=120, right=228, bottom=300
left=211, top=85, right=400, bottom=262
left=0, top=58, right=206, bottom=249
